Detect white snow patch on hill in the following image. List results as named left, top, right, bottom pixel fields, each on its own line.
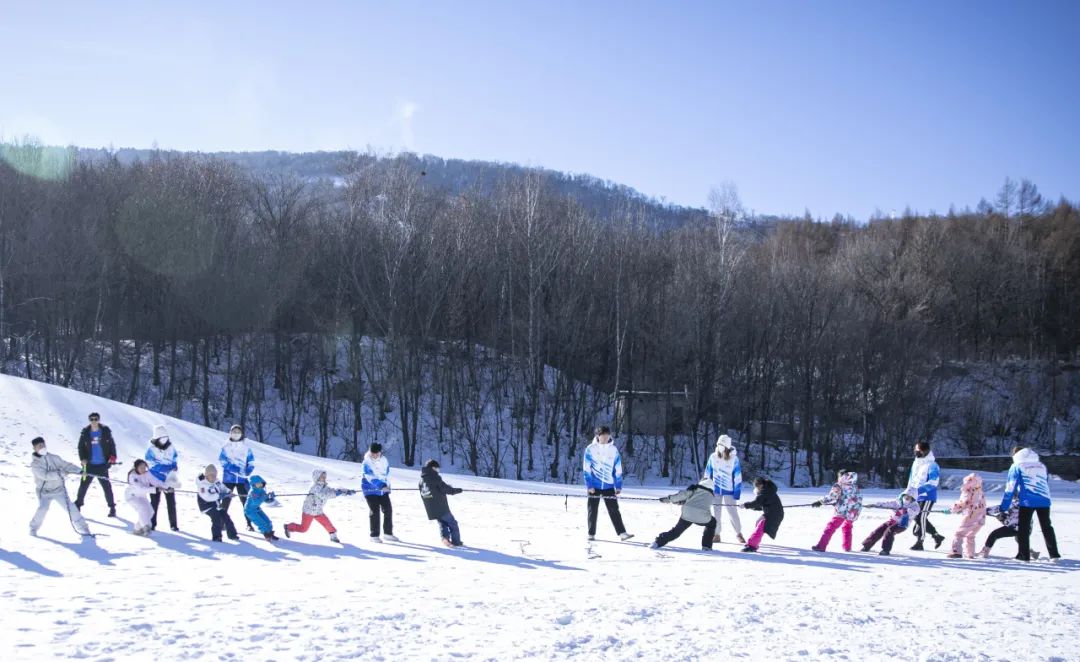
left=0, top=374, right=1077, bottom=661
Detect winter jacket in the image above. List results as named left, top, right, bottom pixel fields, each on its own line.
left=582, top=441, right=623, bottom=491
left=244, top=477, right=275, bottom=517
left=219, top=439, right=255, bottom=485
left=661, top=481, right=715, bottom=525
left=949, top=473, right=987, bottom=527
left=870, top=496, right=920, bottom=528
left=907, top=452, right=940, bottom=502
left=196, top=475, right=231, bottom=514
left=302, top=469, right=350, bottom=516
left=999, top=448, right=1052, bottom=510
left=77, top=425, right=117, bottom=465
left=988, top=495, right=1021, bottom=529
left=822, top=472, right=862, bottom=522
left=31, top=452, right=82, bottom=496
left=145, top=440, right=178, bottom=483
left=705, top=449, right=742, bottom=499
left=126, top=471, right=166, bottom=500
left=361, top=453, right=391, bottom=496
left=419, top=465, right=462, bottom=520
left=743, top=479, right=785, bottom=538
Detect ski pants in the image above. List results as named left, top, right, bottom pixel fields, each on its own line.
left=712, top=494, right=742, bottom=536
left=150, top=489, right=178, bottom=530
left=365, top=494, right=394, bottom=537
left=746, top=517, right=769, bottom=550
left=586, top=489, right=626, bottom=537
left=246, top=507, right=272, bottom=535
left=951, top=519, right=985, bottom=557
left=816, top=516, right=855, bottom=551
left=1018, top=507, right=1060, bottom=561
left=436, top=512, right=462, bottom=546
left=127, top=494, right=154, bottom=529
left=201, top=506, right=238, bottom=541
left=31, top=490, right=91, bottom=535
left=224, top=482, right=251, bottom=527
left=913, top=500, right=938, bottom=542
left=75, top=463, right=116, bottom=509
left=286, top=513, right=336, bottom=535
left=863, top=521, right=906, bottom=552
left=654, top=517, right=717, bottom=550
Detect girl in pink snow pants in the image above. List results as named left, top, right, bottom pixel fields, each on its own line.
left=811, top=470, right=863, bottom=552
left=947, top=472, right=987, bottom=559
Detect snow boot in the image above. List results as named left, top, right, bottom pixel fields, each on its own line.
left=170, top=526, right=179, bottom=532
left=741, top=545, right=756, bottom=553
left=649, top=542, right=660, bottom=549
left=383, top=534, right=399, bottom=542
left=736, top=533, right=746, bottom=544
left=878, top=549, right=890, bottom=556
left=861, top=545, right=871, bottom=552
left=264, top=531, right=278, bottom=542
left=946, top=552, right=962, bottom=559
left=108, top=506, right=117, bottom=518
left=370, top=536, right=382, bottom=543
left=933, top=534, right=945, bottom=549
left=247, top=522, right=255, bottom=532
left=441, top=537, right=454, bottom=548
left=587, top=534, right=595, bottom=541
left=619, top=532, right=634, bottom=541
left=1032, top=550, right=1041, bottom=560
left=701, top=547, right=712, bottom=552
left=811, top=545, right=826, bottom=552
left=910, top=541, right=924, bottom=551
left=712, top=534, right=722, bottom=544
left=978, top=546, right=990, bottom=558
left=330, top=533, right=340, bottom=543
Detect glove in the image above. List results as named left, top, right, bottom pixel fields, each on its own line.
left=107, top=456, right=117, bottom=465
left=659, top=497, right=669, bottom=503
left=267, top=491, right=276, bottom=502
left=811, top=501, right=823, bottom=508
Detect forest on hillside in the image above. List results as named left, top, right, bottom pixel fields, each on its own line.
left=2, top=142, right=1079, bottom=485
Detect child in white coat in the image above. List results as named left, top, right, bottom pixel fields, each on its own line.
left=127, top=459, right=167, bottom=536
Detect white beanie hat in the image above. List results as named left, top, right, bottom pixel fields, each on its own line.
left=716, top=434, right=733, bottom=449
left=152, top=424, right=169, bottom=440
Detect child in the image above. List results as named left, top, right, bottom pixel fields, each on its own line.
left=29, top=436, right=92, bottom=537
left=811, top=470, right=863, bottom=552
left=978, top=494, right=1041, bottom=560
left=362, top=443, right=398, bottom=542
left=861, top=488, right=920, bottom=556
left=244, top=475, right=279, bottom=541
left=704, top=435, right=744, bottom=544
left=651, top=478, right=717, bottom=551
left=419, top=459, right=464, bottom=547
left=947, top=472, right=987, bottom=559
left=284, top=469, right=354, bottom=543
left=196, top=464, right=239, bottom=542
left=127, top=459, right=168, bottom=536
left=145, top=423, right=180, bottom=532
left=740, top=477, right=784, bottom=552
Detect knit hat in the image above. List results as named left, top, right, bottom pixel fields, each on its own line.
left=423, top=459, right=440, bottom=470
left=370, top=442, right=383, bottom=454
left=204, top=464, right=217, bottom=475
left=716, top=434, right=733, bottom=450
left=152, top=424, right=168, bottom=441
left=31, top=436, right=45, bottom=448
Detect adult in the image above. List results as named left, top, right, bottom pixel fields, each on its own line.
left=704, top=434, right=744, bottom=544
left=583, top=425, right=633, bottom=541
left=1000, top=446, right=1061, bottom=562
left=908, top=440, right=944, bottom=551
left=75, top=411, right=117, bottom=517
left=219, top=424, right=256, bottom=531
left=30, top=436, right=92, bottom=537
left=362, top=442, right=398, bottom=542
left=145, top=423, right=179, bottom=531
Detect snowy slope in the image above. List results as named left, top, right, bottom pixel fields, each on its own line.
left=1, top=373, right=1078, bottom=661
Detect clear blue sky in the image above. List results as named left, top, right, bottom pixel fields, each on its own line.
left=2, top=0, right=1078, bottom=218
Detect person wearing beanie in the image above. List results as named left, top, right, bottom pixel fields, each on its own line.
left=704, top=435, right=745, bottom=544
left=145, top=423, right=180, bottom=532
left=219, top=424, right=256, bottom=531
left=419, top=459, right=464, bottom=547
left=361, top=442, right=398, bottom=542
left=582, top=425, right=633, bottom=542
left=196, top=464, right=239, bottom=542
left=30, top=437, right=93, bottom=537
left=75, top=412, right=118, bottom=517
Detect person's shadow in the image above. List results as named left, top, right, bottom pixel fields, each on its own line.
left=390, top=540, right=584, bottom=572
left=0, top=546, right=63, bottom=577
left=36, top=534, right=136, bottom=566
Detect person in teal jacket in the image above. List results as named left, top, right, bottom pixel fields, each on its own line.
left=244, top=475, right=278, bottom=541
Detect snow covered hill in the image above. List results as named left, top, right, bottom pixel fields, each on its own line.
left=1, top=373, right=1077, bottom=661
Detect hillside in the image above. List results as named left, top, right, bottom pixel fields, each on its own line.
left=1, top=373, right=1077, bottom=661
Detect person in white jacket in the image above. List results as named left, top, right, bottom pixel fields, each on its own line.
left=126, top=459, right=167, bottom=536
left=29, top=437, right=92, bottom=537
left=145, top=423, right=181, bottom=531
left=704, top=435, right=745, bottom=544
left=582, top=425, right=633, bottom=541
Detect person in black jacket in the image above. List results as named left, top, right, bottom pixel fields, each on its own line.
left=740, top=477, right=784, bottom=552
left=419, top=459, right=463, bottom=547
left=74, top=412, right=118, bottom=517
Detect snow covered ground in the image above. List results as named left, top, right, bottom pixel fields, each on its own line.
left=1, top=373, right=1077, bottom=661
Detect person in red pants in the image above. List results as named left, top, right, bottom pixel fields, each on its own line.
left=284, top=469, right=354, bottom=543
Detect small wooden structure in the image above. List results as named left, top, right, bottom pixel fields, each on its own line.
left=613, top=388, right=689, bottom=436
left=744, top=420, right=799, bottom=444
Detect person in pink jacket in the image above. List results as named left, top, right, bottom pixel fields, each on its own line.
left=810, top=470, right=863, bottom=552
left=946, top=472, right=987, bottom=559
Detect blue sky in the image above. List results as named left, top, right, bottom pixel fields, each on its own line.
left=1, top=0, right=1077, bottom=217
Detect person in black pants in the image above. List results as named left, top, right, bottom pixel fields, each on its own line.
left=196, top=465, right=239, bottom=542
left=361, top=443, right=398, bottom=542
left=583, top=426, right=633, bottom=541
left=75, top=412, right=117, bottom=517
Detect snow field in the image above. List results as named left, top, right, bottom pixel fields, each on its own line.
left=1, top=374, right=1077, bottom=661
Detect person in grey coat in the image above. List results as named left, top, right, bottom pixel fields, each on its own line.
left=650, top=478, right=718, bottom=550
left=30, top=436, right=92, bottom=536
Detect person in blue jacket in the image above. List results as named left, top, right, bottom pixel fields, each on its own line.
left=907, top=440, right=945, bottom=551
left=1000, top=446, right=1061, bottom=562
left=704, top=435, right=744, bottom=544
left=244, top=475, right=278, bottom=541
left=145, top=423, right=180, bottom=531
left=583, top=425, right=633, bottom=542
left=362, top=442, right=398, bottom=542
left=219, top=424, right=256, bottom=531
